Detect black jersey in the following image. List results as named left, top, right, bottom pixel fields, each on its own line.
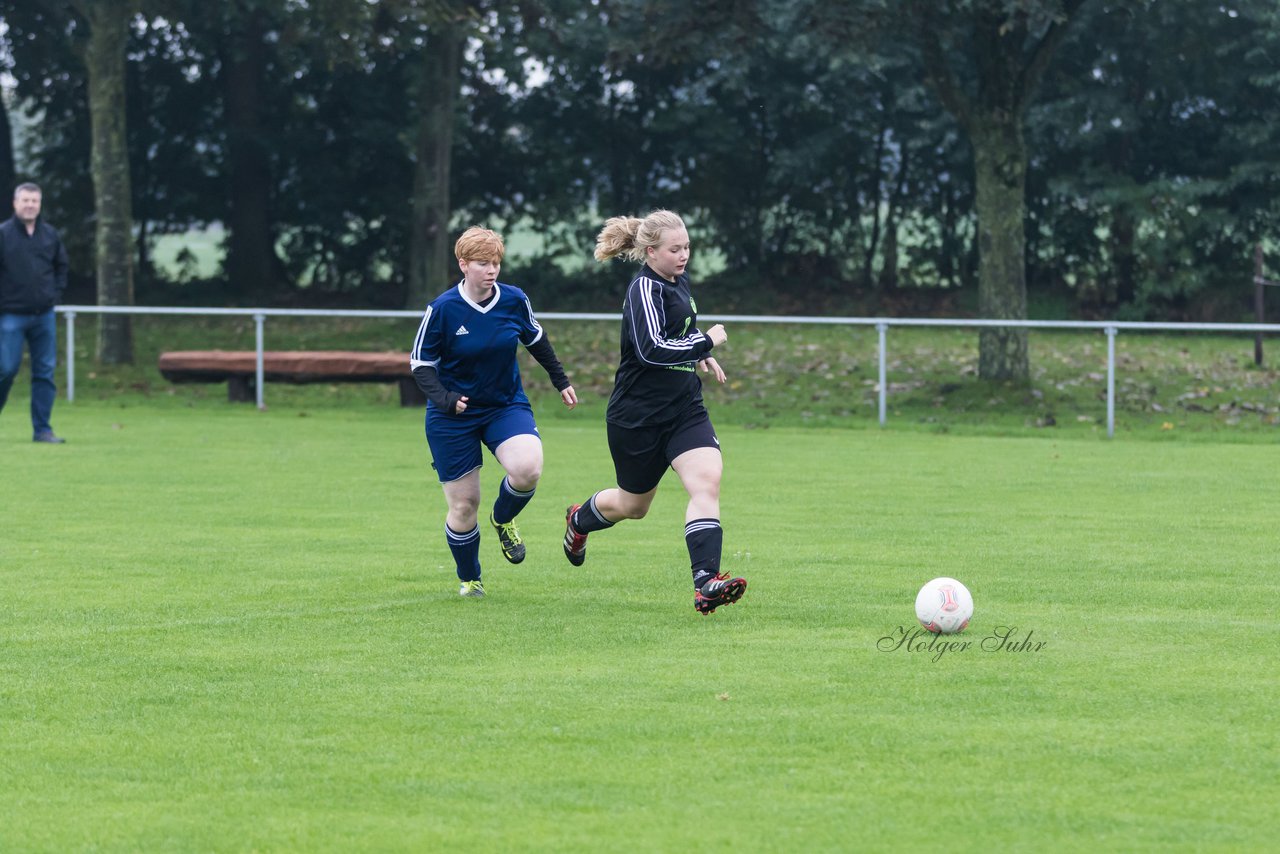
left=606, top=264, right=715, bottom=428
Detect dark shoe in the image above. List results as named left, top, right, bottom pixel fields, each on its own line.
left=490, top=514, right=526, bottom=564
left=694, top=573, right=747, bottom=615
left=563, top=505, right=588, bottom=566
left=33, top=432, right=66, bottom=444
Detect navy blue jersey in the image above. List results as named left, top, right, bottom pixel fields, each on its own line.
left=410, top=282, right=544, bottom=410
left=606, top=264, right=715, bottom=428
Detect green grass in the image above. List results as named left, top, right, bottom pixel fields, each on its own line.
left=1, top=401, right=1277, bottom=851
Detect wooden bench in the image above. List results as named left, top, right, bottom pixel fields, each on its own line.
left=158, top=350, right=426, bottom=406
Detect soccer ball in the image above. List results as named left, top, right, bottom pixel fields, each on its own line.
left=915, top=577, right=974, bottom=634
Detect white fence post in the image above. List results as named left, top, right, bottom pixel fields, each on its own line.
left=1105, top=326, right=1117, bottom=438
left=65, top=311, right=76, bottom=403
left=876, top=322, right=888, bottom=427
left=254, top=313, right=266, bottom=410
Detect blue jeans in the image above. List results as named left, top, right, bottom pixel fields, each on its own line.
left=0, top=310, right=58, bottom=436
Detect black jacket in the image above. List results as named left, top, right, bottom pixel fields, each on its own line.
left=0, top=216, right=70, bottom=314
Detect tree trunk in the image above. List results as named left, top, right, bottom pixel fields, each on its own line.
left=222, top=8, right=276, bottom=299
left=861, top=125, right=888, bottom=289
left=971, top=121, right=1028, bottom=380
left=940, top=178, right=958, bottom=288
left=1111, top=206, right=1137, bottom=309
left=135, top=216, right=154, bottom=289
left=879, top=146, right=910, bottom=291
left=912, top=0, right=1086, bottom=380
left=83, top=2, right=135, bottom=365
left=407, top=22, right=464, bottom=310
left=0, top=94, right=15, bottom=198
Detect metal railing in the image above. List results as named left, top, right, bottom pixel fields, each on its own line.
left=55, top=305, right=1280, bottom=438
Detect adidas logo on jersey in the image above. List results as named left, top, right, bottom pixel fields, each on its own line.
left=455, top=325, right=469, bottom=336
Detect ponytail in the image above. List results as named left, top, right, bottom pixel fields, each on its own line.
left=594, top=216, right=644, bottom=262
left=594, top=210, right=687, bottom=264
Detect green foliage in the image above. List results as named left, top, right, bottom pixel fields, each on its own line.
left=1028, top=0, right=1280, bottom=319
left=3, top=0, right=1278, bottom=316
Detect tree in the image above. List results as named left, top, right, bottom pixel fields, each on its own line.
left=122, top=15, right=225, bottom=292
left=1027, top=0, right=1280, bottom=320
left=2, top=4, right=96, bottom=285
left=0, top=94, right=14, bottom=197
left=408, top=7, right=470, bottom=309
left=908, top=0, right=1087, bottom=379
left=516, top=0, right=978, bottom=310
left=0, top=24, right=15, bottom=193
left=16, top=0, right=1275, bottom=326
left=73, top=0, right=138, bottom=364
left=218, top=1, right=279, bottom=297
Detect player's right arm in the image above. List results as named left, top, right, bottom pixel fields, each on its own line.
left=410, top=303, right=468, bottom=413
left=624, top=277, right=715, bottom=367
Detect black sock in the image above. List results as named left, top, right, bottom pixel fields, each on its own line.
left=571, top=493, right=616, bottom=534
left=685, top=518, right=722, bottom=589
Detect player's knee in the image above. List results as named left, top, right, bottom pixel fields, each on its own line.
left=620, top=499, right=651, bottom=520
left=449, top=496, right=480, bottom=518
left=507, top=461, right=542, bottom=490
left=684, top=472, right=720, bottom=502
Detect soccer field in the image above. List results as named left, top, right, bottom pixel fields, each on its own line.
left=2, top=403, right=1276, bottom=851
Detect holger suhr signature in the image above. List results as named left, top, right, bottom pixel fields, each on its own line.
left=877, top=626, right=1047, bottom=662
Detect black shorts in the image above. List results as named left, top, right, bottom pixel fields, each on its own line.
left=606, top=405, right=720, bottom=494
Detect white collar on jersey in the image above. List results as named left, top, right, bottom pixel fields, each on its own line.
left=457, top=280, right=501, bottom=313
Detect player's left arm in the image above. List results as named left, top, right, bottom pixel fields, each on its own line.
left=516, top=290, right=576, bottom=408
left=525, top=335, right=576, bottom=408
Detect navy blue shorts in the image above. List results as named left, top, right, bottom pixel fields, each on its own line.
left=606, top=404, right=719, bottom=494
left=426, top=402, right=538, bottom=482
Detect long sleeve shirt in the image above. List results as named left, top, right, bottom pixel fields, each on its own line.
left=606, top=264, right=715, bottom=428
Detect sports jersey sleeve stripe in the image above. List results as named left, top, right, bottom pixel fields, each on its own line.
left=638, top=277, right=704, bottom=357
left=628, top=278, right=675, bottom=367
left=409, top=304, right=439, bottom=369
left=643, top=278, right=708, bottom=351
left=629, top=277, right=707, bottom=366
left=521, top=295, right=544, bottom=346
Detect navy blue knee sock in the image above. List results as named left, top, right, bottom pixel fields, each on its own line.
left=492, top=476, right=535, bottom=525
left=446, top=524, right=481, bottom=582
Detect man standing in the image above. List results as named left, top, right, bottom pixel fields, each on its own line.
left=0, top=182, right=69, bottom=443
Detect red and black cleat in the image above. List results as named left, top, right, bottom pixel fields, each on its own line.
left=694, top=573, right=747, bottom=615
left=563, top=505, right=588, bottom=567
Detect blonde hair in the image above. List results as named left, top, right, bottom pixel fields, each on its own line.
left=594, top=210, right=686, bottom=263
left=454, top=226, right=505, bottom=263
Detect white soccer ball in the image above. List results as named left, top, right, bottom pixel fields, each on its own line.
left=915, top=577, right=974, bottom=634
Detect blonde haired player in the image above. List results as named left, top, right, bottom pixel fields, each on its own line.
left=563, top=210, right=746, bottom=614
